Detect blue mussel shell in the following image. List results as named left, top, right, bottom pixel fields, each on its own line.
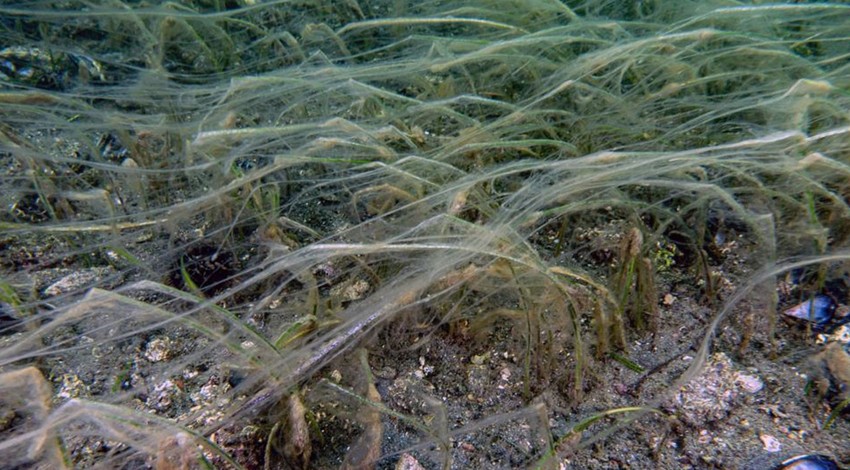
left=775, top=454, right=839, bottom=470
left=783, top=295, right=836, bottom=325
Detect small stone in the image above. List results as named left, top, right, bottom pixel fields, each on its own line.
left=57, top=374, right=87, bottom=399
left=760, top=434, right=781, bottom=452
left=330, top=278, right=370, bottom=301
left=373, top=366, right=397, bottom=380
left=148, top=379, right=180, bottom=411
left=668, top=353, right=739, bottom=427
left=44, top=267, right=114, bottom=296
left=471, top=353, right=489, bottom=365
left=735, top=373, right=764, bottom=394
left=828, top=324, right=850, bottom=344
left=144, top=337, right=174, bottom=363
left=192, top=376, right=228, bottom=407
left=395, top=453, right=426, bottom=470
left=466, top=364, right=489, bottom=398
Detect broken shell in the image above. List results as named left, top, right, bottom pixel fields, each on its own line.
left=783, top=295, right=836, bottom=325
left=774, top=454, right=838, bottom=470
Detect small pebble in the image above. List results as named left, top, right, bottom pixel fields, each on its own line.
left=760, top=434, right=781, bottom=452
left=736, top=373, right=764, bottom=394
left=395, top=453, right=425, bottom=470
left=144, top=337, right=174, bottom=362
left=471, top=353, right=488, bottom=365
left=44, top=268, right=113, bottom=296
